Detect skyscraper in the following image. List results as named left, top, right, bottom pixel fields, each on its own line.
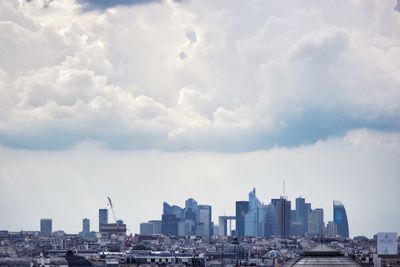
left=99, top=209, right=108, bottom=231
left=184, top=198, right=198, bottom=235
left=244, top=188, right=264, bottom=237
left=198, top=205, right=212, bottom=237
left=264, top=204, right=276, bottom=237
left=325, top=221, right=337, bottom=238
left=308, top=208, right=324, bottom=237
left=271, top=197, right=291, bottom=238
left=162, top=202, right=183, bottom=236
left=140, top=222, right=154, bottom=235
left=149, top=220, right=162, bottom=234
left=235, top=201, right=249, bottom=237
left=294, top=197, right=311, bottom=235
left=40, top=218, right=52, bottom=237
left=82, top=218, right=90, bottom=235
left=333, top=200, right=349, bottom=238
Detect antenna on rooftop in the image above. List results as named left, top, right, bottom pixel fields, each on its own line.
left=283, top=180, right=286, bottom=199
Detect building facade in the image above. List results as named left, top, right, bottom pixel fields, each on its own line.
left=333, top=200, right=349, bottom=238
left=244, top=188, right=264, bottom=237
left=40, top=218, right=52, bottom=237
left=98, top=209, right=108, bottom=231
left=235, top=201, right=249, bottom=237
left=271, top=197, right=291, bottom=238
left=82, top=218, right=90, bottom=235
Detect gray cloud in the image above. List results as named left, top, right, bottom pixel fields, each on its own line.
left=0, top=0, right=399, bottom=151
left=395, top=0, right=400, bottom=12
left=77, top=0, right=161, bottom=11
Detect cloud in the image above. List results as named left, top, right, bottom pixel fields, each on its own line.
left=0, top=0, right=399, bottom=151
left=77, top=0, right=161, bottom=11
left=395, top=0, right=400, bottom=12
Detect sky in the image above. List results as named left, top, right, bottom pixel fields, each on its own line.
left=0, top=0, right=399, bottom=238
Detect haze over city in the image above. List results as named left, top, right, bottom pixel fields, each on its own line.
left=1, top=0, right=400, bottom=239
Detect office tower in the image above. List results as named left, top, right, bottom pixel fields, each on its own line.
left=326, top=221, right=337, bottom=238
left=82, top=218, right=90, bottom=235
left=198, top=205, right=212, bottom=237
left=40, top=218, right=52, bottom=237
left=271, top=197, right=291, bottom=238
left=264, top=204, right=276, bottom=237
left=162, top=202, right=183, bottom=236
left=235, top=201, right=249, bottom=237
left=333, top=200, right=349, bottom=238
left=294, top=197, right=312, bottom=235
left=98, top=208, right=108, bottom=231
left=184, top=198, right=198, bottom=235
left=308, top=208, right=324, bottom=236
left=140, top=222, right=154, bottom=235
left=244, top=188, right=264, bottom=237
left=149, top=220, right=162, bottom=234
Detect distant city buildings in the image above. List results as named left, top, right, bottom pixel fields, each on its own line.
left=79, top=218, right=92, bottom=237
left=151, top=198, right=214, bottom=237
left=271, top=197, right=291, bottom=238
left=140, top=222, right=154, bottom=235
left=307, top=208, right=324, bottom=237
left=291, top=197, right=311, bottom=236
left=98, top=208, right=108, bottom=232
left=325, top=221, right=337, bottom=237
left=40, top=218, right=52, bottom=237
left=82, top=218, right=90, bottom=234
left=137, top=189, right=349, bottom=240
left=333, top=200, right=349, bottom=238
left=235, top=200, right=249, bottom=237
left=139, top=220, right=162, bottom=235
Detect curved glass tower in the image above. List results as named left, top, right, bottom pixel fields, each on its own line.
left=333, top=200, right=349, bottom=238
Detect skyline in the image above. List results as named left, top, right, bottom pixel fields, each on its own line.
left=0, top=0, right=400, bottom=240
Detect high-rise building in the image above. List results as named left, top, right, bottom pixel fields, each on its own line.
left=184, top=198, right=198, bottom=235
left=162, top=202, right=183, bottom=236
left=325, top=221, right=337, bottom=238
left=98, top=209, right=108, bottom=231
left=235, top=201, right=249, bottom=237
left=82, top=218, right=90, bottom=235
left=333, top=200, right=349, bottom=238
left=198, top=205, right=212, bottom=237
left=271, top=197, right=291, bottom=238
left=140, top=222, right=154, bottom=235
left=264, top=204, right=276, bottom=237
left=244, top=188, right=265, bottom=237
left=40, top=218, right=52, bottom=237
left=308, top=208, right=324, bottom=237
left=149, top=220, right=162, bottom=235
left=294, top=197, right=311, bottom=235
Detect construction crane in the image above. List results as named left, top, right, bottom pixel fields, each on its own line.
left=106, top=197, right=134, bottom=248
left=107, top=197, right=118, bottom=223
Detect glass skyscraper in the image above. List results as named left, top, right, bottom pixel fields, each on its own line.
left=271, top=197, right=291, bottom=238
left=333, top=200, right=349, bottom=238
left=40, top=218, right=52, bottom=237
left=264, top=204, right=276, bottom=237
left=161, top=202, right=183, bottom=236
left=82, top=218, right=90, bottom=234
left=244, top=188, right=264, bottom=237
left=98, top=209, right=108, bottom=231
left=235, top=201, right=249, bottom=237
left=295, top=197, right=311, bottom=235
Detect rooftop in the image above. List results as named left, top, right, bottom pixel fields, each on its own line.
left=288, top=245, right=361, bottom=267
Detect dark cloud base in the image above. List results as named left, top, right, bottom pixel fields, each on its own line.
left=77, top=0, right=161, bottom=11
